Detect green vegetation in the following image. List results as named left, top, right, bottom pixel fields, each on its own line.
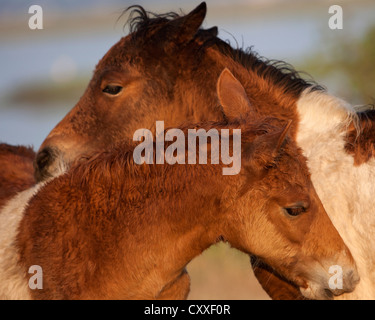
left=302, top=25, right=375, bottom=105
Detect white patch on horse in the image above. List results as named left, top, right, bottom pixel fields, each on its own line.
left=296, top=89, right=375, bottom=299
left=0, top=184, right=44, bottom=299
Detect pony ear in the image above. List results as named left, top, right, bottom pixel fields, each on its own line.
left=204, top=26, right=218, bottom=37
left=270, top=120, right=293, bottom=155
left=169, top=2, right=207, bottom=44
left=200, top=26, right=218, bottom=37
left=217, top=68, right=254, bottom=122
left=196, top=26, right=218, bottom=43
left=243, top=120, right=292, bottom=174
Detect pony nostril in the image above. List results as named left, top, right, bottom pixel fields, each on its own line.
left=36, top=148, right=52, bottom=170
left=324, top=288, right=334, bottom=299
left=345, top=269, right=360, bottom=291
left=35, top=148, right=52, bottom=170
left=34, top=147, right=56, bottom=181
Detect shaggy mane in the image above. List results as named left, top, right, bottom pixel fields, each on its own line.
left=121, top=5, right=324, bottom=98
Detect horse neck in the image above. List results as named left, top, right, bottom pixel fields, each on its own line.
left=84, top=155, right=236, bottom=297
left=18, top=153, right=237, bottom=299
left=120, top=160, right=231, bottom=245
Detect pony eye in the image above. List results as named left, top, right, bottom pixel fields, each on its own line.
left=102, top=84, right=123, bottom=96
left=284, top=206, right=306, bottom=217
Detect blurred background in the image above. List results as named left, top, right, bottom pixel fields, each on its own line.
left=0, top=0, right=374, bottom=299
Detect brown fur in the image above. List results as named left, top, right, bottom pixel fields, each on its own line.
left=0, top=143, right=35, bottom=208
left=17, top=118, right=350, bottom=299
left=35, top=3, right=323, bottom=181
left=345, top=110, right=375, bottom=165
left=15, top=71, right=356, bottom=300
left=32, top=4, right=357, bottom=300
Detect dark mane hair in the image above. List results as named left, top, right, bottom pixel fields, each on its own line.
left=123, top=6, right=180, bottom=34
left=213, top=43, right=325, bottom=95
left=121, top=5, right=324, bottom=98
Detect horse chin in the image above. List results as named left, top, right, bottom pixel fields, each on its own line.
left=299, top=283, right=334, bottom=300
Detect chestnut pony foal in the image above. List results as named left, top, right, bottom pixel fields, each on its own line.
left=0, top=70, right=358, bottom=300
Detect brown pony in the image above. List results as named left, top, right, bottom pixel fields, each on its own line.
left=0, top=143, right=35, bottom=208
left=30, top=3, right=375, bottom=299
left=0, top=70, right=358, bottom=299
left=34, top=2, right=313, bottom=182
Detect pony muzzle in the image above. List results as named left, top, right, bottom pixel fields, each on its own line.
left=298, top=261, right=359, bottom=300
left=34, top=146, right=67, bottom=181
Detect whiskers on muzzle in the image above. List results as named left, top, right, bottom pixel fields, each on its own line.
left=299, top=262, right=360, bottom=300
